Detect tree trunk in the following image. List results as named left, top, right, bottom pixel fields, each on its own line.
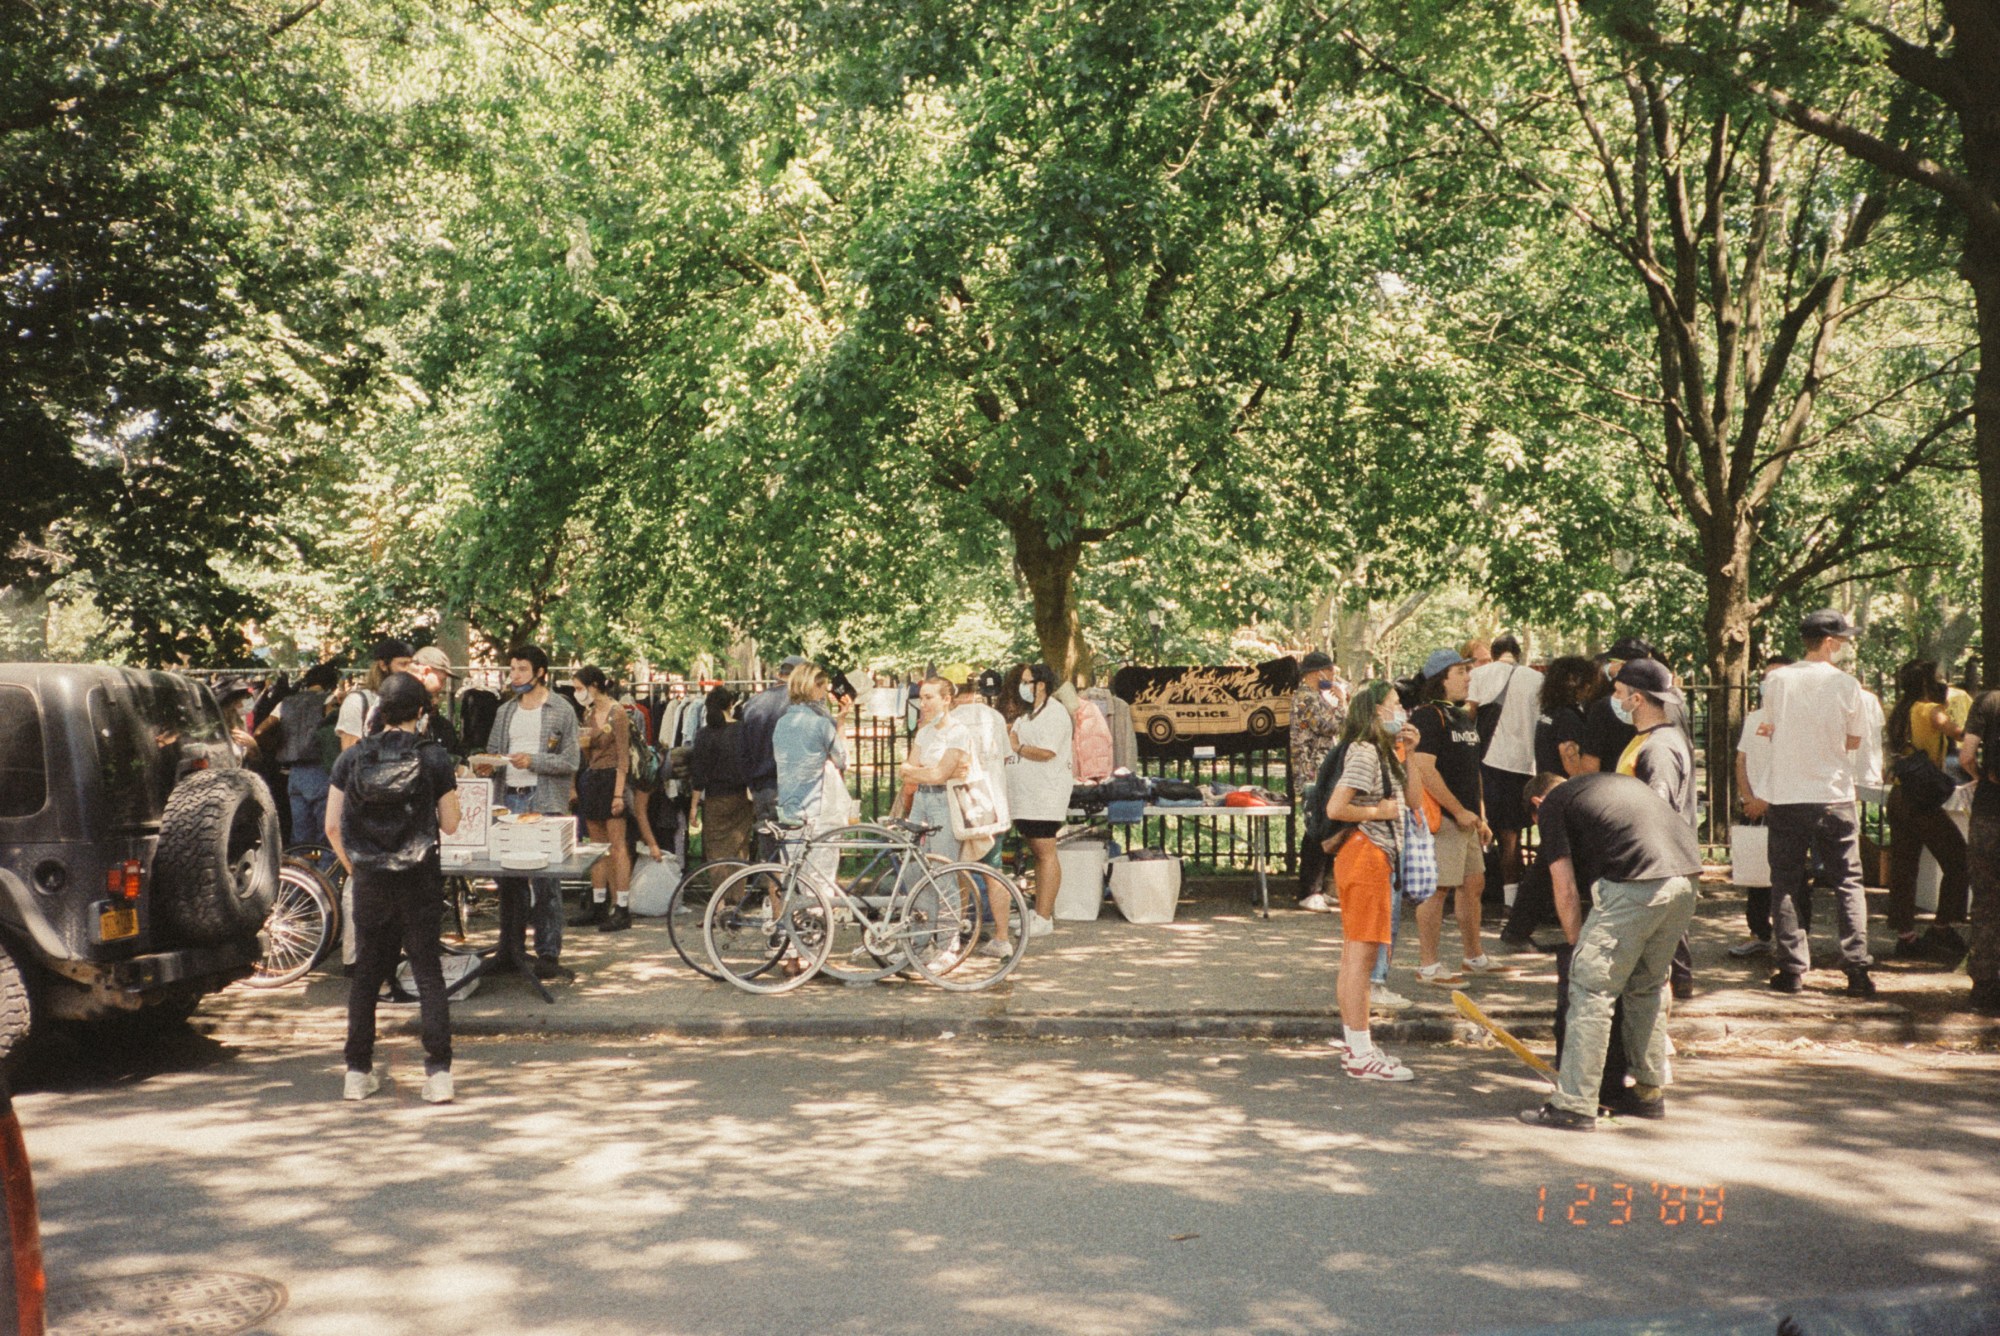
left=1972, top=241, right=2000, bottom=688
left=1703, top=530, right=1755, bottom=825
left=1012, top=521, right=1091, bottom=683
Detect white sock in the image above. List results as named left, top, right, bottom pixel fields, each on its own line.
left=1503, top=882, right=1519, bottom=907
left=593, top=889, right=608, bottom=904
left=1343, top=1026, right=1373, bottom=1056
left=614, top=893, right=629, bottom=909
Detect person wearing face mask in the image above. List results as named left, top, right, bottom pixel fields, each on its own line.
left=1291, top=651, right=1347, bottom=912
left=1579, top=637, right=1652, bottom=773
left=1610, top=657, right=1699, bottom=1000
left=472, top=645, right=580, bottom=977
left=1408, top=648, right=1492, bottom=987
left=336, top=638, right=416, bottom=751
left=570, top=665, right=635, bottom=931
left=1758, top=609, right=1876, bottom=998
left=1007, top=663, right=1073, bottom=939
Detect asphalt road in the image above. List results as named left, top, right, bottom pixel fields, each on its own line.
left=13, top=1029, right=2000, bottom=1336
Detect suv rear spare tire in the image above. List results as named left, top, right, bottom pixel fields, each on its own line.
left=153, top=769, right=280, bottom=947
left=0, top=941, right=32, bottom=1072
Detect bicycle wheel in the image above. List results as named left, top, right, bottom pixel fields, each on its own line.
left=817, top=867, right=906, bottom=984
left=902, top=862, right=1030, bottom=992
left=701, top=864, right=833, bottom=994
left=667, top=860, right=747, bottom=980
left=246, top=857, right=337, bottom=987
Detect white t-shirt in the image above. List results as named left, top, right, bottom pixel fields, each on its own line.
left=1760, top=660, right=1867, bottom=804
left=335, top=689, right=376, bottom=741
left=1737, top=705, right=1772, bottom=801
left=1468, top=660, right=1543, bottom=776
left=505, top=703, right=544, bottom=789
left=1856, top=688, right=1886, bottom=789
left=1007, top=703, right=1074, bottom=823
left=912, top=715, right=975, bottom=771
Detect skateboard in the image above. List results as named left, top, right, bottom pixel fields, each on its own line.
left=1452, top=990, right=1557, bottom=1084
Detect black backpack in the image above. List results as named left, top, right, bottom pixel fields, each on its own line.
left=1303, top=739, right=1355, bottom=849
left=344, top=731, right=436, bottom=872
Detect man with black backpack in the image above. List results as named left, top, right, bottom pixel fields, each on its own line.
left=1958, top=689, right=2000, bottom=1016
left=325, top=672, right=462, bottom=1105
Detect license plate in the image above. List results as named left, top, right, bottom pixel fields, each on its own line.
left=100, top=906, right=139, bottom=940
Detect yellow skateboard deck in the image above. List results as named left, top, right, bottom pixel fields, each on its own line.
left=1452, top=990, right=1557, bottom=1084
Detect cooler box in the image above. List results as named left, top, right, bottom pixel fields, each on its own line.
left=1108, top=855, right=1182, bottom=924
left=1054, top=841, right=1110, bottom=921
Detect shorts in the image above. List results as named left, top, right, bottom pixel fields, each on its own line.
left=1481, top=764, right=1529, bottom=831
left=577, top=767, right=622, bottom=822
left=1432, top=818, right=1486, bottom=888
left=1014, top=818, right=1062, bottom=839
left=1334, top=836, right=1394, bottom=944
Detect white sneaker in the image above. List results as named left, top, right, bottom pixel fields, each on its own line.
left=1461, top=954, right=1505, bottom=974
left=1026, top=913, right=1056, bottom=940
left=1298, top=894, right=1333, bottom=913
left=1342, top=1049, right=1414, bottom=1081
left=1370, top=986, right=1412, bottom=1011
left=342, top=1068, right=381, bottom=1102
left=1415, top=962, right=1466, bottom=988
left=421, top=1070, right=454, bottom=1104
left=975, top=938, right=1013, bottom=959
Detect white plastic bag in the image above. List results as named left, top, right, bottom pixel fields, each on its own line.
left=629, top=852, right=683, bottom=916
left=1730, top=824, right=1770, bottom=888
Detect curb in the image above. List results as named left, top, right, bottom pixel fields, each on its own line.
left=211, top=1008, right=1992, bottom=1048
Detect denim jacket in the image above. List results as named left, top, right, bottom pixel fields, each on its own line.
left=490, top=693, right=581, bottom=816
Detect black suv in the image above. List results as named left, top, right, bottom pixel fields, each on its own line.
left=0, top=664, right=280, bottom=1063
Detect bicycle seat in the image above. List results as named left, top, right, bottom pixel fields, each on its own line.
left=885, top=817, right=940, bottom=837
left=761, top=818, right=808, bottom=834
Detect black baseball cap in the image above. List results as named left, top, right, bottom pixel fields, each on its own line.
left=1608, top=636, right=1654, bottom=661
left=1800, top=609, right=1859, bottom=640
left=1301, top=651, right=1334, bottom=673
left=370, top=637, right=414, bottom=665
left=1612, top=657, right=1684, bottom=708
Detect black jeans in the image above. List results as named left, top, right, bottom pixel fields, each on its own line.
left=1769, top=802, right=1871, bottom=976
left=1886, top=785, right=1969, bottom=931
left=1553, top=942, right=1629, bottom=1107
left=345, top=864, right=452, bottom=1076
left=1503, top=859, right=1554, bottom=940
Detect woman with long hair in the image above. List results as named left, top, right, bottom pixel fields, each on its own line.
left=1886, top=659, right=1969, bottom=961
left=1324, top=680, right=1414, bottom=1080
left=1533, top=656, right=1603, bottom=781
left=572, top=665, right=635, bottom=932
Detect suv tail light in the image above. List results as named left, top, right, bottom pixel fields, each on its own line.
left=105, top=861, right=142, bottom=902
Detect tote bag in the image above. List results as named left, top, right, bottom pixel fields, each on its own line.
left=946, top=755, right=1008, bottom=840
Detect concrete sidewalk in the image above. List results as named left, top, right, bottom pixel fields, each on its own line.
left=201, top=873, right=2000, bottom=1051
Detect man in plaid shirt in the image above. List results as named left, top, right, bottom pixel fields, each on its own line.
left=1292, top=652, right=1347, bottom=909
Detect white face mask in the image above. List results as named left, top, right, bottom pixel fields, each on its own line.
left=1019, top=683, right=1037, bottom=704
left=575, top=688, right=593, bottom=708
left=1385, top=708, right=1407, bottom=736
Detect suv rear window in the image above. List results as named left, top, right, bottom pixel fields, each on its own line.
left=88, top=674, right=225, bottom=827
left=0, top=685, right=46, bottom=818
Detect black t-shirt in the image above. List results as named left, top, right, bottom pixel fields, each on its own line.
left=1414, top=702, right=1483, bottom=812
left=1965, top=691, right=2000, bottom=809
left=1534, top=704, right=1587, bottom=778
left=1535, top=772, right=1702, bottom=890
left=1627, top=726, right=1696, bottom=829
left=1583, top=696, right=1635, bottom=770
left=330, top=731, right=457, bottom=872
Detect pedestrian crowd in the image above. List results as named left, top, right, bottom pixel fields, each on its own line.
left=211, top=613, right=2000, bottom=1116
left=1292, top=609, right=2000, bottom=1130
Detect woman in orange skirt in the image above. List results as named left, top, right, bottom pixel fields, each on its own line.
left=1325, top=680, right=1414, bottom=1081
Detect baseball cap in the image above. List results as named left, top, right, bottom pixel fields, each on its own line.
left=1800, top=608, right=1859, bottom=640
left=1607, top=636, right=1655, bottom=661
left=1612, top=657, right=1684, bottom=707
left=777, top=655, right=810, bottom=673
left=1421, top=648, right=1468, bottom=681
left=412, top=646, right=459, bottom=679
left=1300, top=651, right=1334, bottom=673
left=939, top=663, right=973, bottom=686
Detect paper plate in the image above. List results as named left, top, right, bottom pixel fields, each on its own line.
left=499, top=852, right=549, bottom=871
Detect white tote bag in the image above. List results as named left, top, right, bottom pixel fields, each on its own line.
left=1729, top=824, right=1771, bottom=888
left=946, top=756, right=1008, bottom=840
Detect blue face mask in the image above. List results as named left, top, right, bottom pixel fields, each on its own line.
left=512, top=679, right=536, bottom=696
left=1019, top=683, right=1037, bottom=704
left=1611, top=696, right=1634, bottom=725
left=1385, top=709, right=1407, bottom=736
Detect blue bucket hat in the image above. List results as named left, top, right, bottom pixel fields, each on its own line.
left=1421, top=648, right=1468, bottom=681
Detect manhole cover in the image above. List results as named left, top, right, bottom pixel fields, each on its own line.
left=48, top=1269, right=287, bottom=1336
